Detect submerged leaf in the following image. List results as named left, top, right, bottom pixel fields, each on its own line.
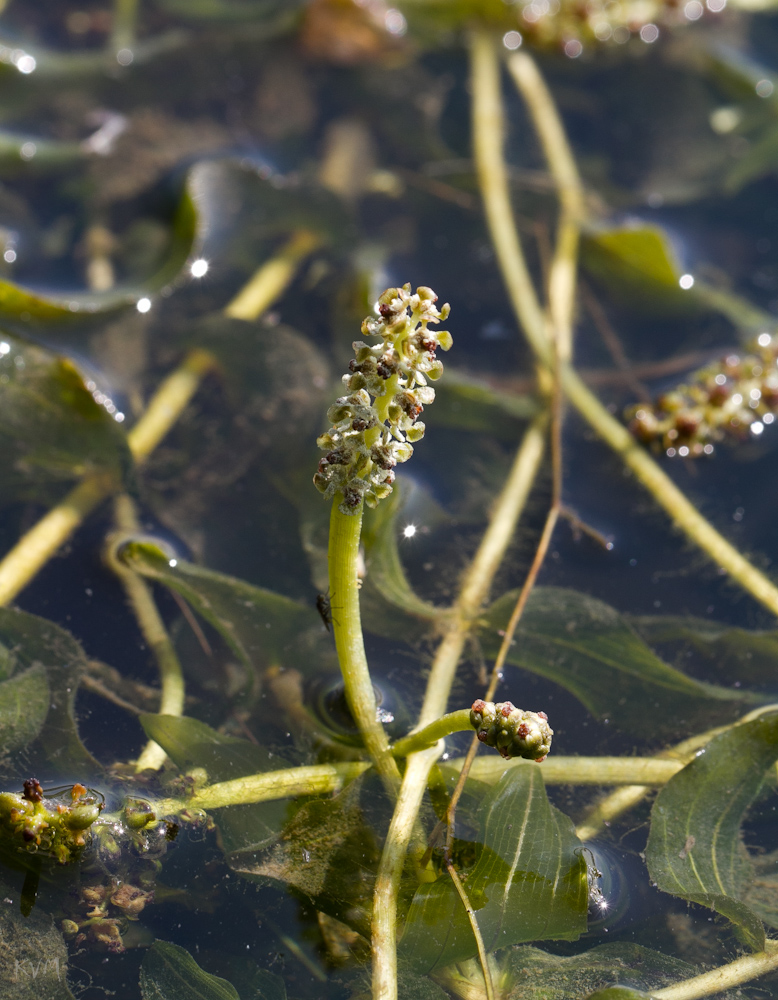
left=140, top=940, right=239, bottom=1000
left=120, top=540, right=320, bottom=687
left=228, top=782, right=378, bottom=935
left=0, top=336, right=131, bottom=503
left=140, top=714, right=288, bottom=853
left=0, top=608, right=95, bottom=773
left=581, top=225, right=698, bottom=314
left=400, top=766, right=587, bottom=972
left=645, top=712, right=778, bottom=951
left=502, top=942, right=696, bottom=1000
left=481, top=587, right=755, bottom=736
left=0, top=666, right=49, bottom=757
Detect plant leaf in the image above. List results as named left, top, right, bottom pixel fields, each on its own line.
left=502, top=942, right=696, bottom=1000
left=140, top=940, right=239, bottom=1000
left=400, top=766, right=587, bottom=972
left=0, top=666, right=49, bottom=757
left=140, top=714, right=288, bottom=853
left=120, top=540, right=321, bottom=689
left=0, top=607, right=96, bottom=773
left=480, top=587, right=756, bottom=736
left=581, top=225, right=698, bottom=314
left=228, top=782, right=378, bottom=936
left=0, top=336, right=131, bottom=503
left=645, top=711, right=778, bottom=951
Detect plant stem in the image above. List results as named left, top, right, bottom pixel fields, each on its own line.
left=445, top=858, right=495, bottom=1000
left=154, top=761, right=369, bottom=814
left=457, top=754, right=683, bottom=786
left=391, top=710, right=473, bottom=757
left=111, top=0, right=138, bottom=53
left=506, top=51, right=584, bottom=363
left=471, top=29, right=778, bottom=622
left=109, top=494, right=185, bottom=772
left=651, top=939, right=778, bottom=1000
left=371, top=414, right=547, bottom=1000
left=329, top=501, right=401, bottom=797
left=224, top=230, right=320, bottom=321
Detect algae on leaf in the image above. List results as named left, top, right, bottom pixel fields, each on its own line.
left=140, top=940, right=239, bottom=1000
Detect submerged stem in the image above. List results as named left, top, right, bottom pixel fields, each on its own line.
left=651, top=939, right=778, bottom=1000
left=471, top=28, right=778, bottom=622
left=391, top=710, right=472, bottom=757
left=371, top=414, right=547, bottom=1000
left=328, top=501, right=401, bottom=797
left=109, top=494, right=185, bottom=772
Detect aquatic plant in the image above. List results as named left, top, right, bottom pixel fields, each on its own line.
left=3, top=3, right=778, bottom=1000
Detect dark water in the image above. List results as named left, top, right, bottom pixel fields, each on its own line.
left=2, top=2, right=778, bottom=999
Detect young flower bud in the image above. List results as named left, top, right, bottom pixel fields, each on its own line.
left=469, top=699, right=553, bottom=761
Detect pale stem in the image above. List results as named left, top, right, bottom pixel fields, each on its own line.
left=109, top=494, right=185, bottom=772
left=506, top=51, right=585, bottom=363
left=471, top=28, right=778, bottom=622
left=328, top=502, right=401, bottom=797
left=445, top=858, right=495, bottom=1000
left=154, top=761, right=370, bottom=814
left=0, top=235, right=313, bottom=608
left=224, top=230, right=320, bottom=321
left=111, top=0, right=138, bottom=53
left=371, top=414, right=547, bottom=1000
left=651, top=939, right=778, bottom=1000
left=460, top=755, right=683, bottom=786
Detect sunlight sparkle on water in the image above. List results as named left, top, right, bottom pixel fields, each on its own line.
left=190, top=259, right=209, bottom=278
left=136, top=297, right=151, bottom=313
left=679, top=274, right=694, bottom=289
left=403, top=524, right=417, bottom=539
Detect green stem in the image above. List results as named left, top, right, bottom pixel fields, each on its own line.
left=391, top=710, right=472, bottom=757
left=459, top=754, right=683, bottom=786
left=154, top=761, right=370, bottom=814
left=329, top=501, right=401, bottom=797
left=471, top=28, right=778, bottom=622
left=371, top=415, right=547, bottom=1000
left=111, top=0, right=139, bottom=53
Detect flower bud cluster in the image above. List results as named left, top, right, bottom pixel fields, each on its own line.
left=469, top=699, right=553, bottom=761
left=0, top=780, right=104, bottom=864
left=626, top=333, right=778, bottom=457
left=314, top=284, right=451, bottom=514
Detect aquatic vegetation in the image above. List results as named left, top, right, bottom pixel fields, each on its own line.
left=4, top=3, right=778, bottom=1000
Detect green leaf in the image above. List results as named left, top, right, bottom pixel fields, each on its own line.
left=119, top=540, right=320, bottom=689
left=400, top=766, right=587, bottom=973
left=630, top=613, right=778, bottom=688
left=0, top=608, right=96, bottom=773
left=480, top=587, right=755, bottom=736
left=140, top=941, right=239, bottom=1000
left=502, top=942, right=698, bottom=1000
left=228, top=782, right=378, bottom=935
left=584, top=990, right=651, bottom=1000
left=0, top=666, right=49, bottom=756
left=0, top=336, right=131, bottom=503
left=140, top=714, right=288, bottom=853
left=645, top=712, right=778, bottom=951
left=581, top=225, right=699, bottom=315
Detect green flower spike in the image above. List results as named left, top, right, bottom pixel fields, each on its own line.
left=0, top=779, right=104, bottom=864
left=314, top=283, right=452, bottom=514
left=470, top=699, right=553, bottom=761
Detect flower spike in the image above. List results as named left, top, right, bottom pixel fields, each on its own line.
left=314, top=284, right=451, bottom=514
